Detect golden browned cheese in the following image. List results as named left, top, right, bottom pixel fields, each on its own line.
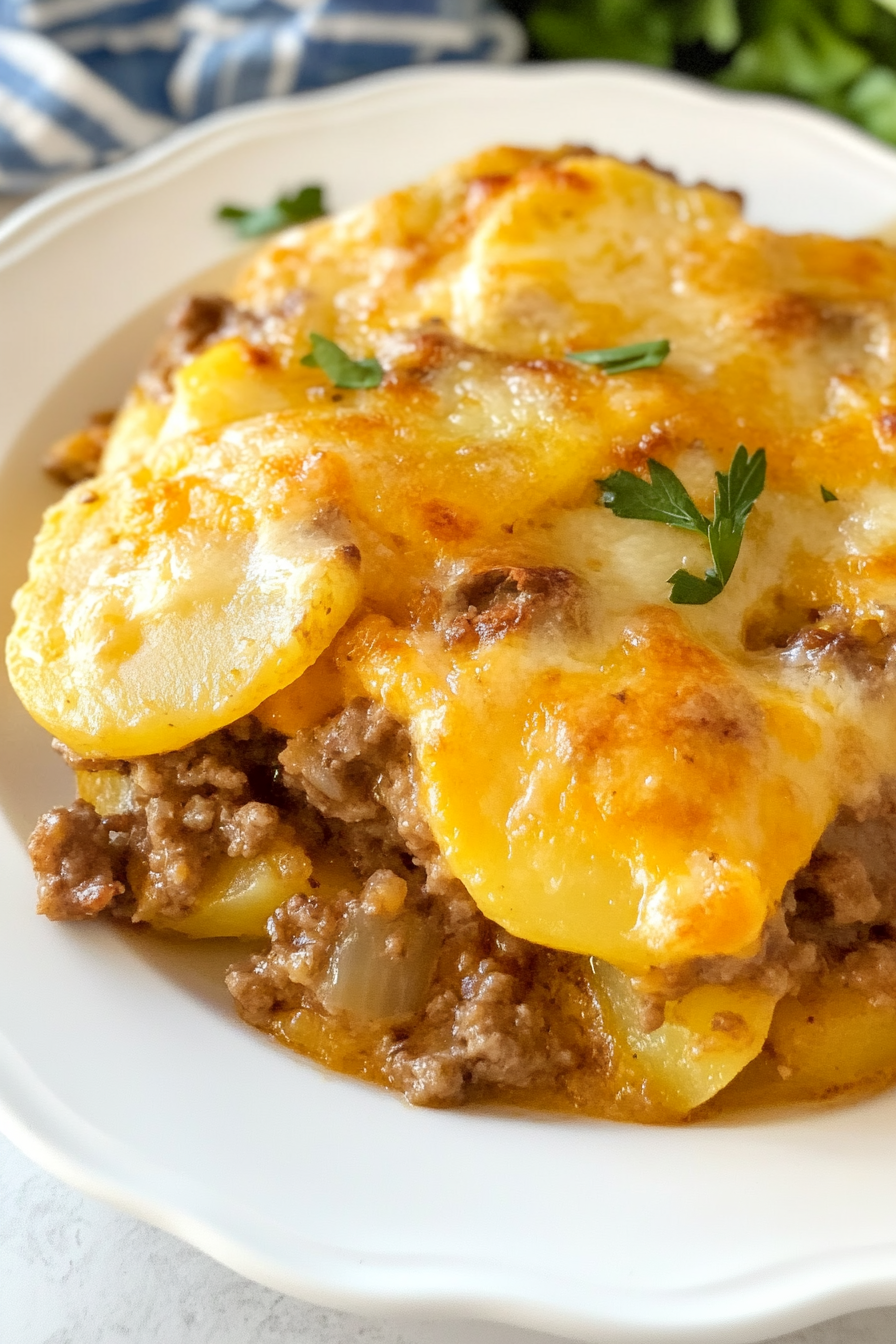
left=10, top=146, right=896, bottom=1112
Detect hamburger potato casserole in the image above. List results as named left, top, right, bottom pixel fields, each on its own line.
left=9, top=145, right=896, bottom=1120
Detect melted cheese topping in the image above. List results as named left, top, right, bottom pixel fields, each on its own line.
left=8, top=417, right=362, bottom=756
left=10, top=146, right=896, bottom=978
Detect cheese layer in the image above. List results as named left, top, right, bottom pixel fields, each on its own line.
left=10, top=146, right=896, bottom=973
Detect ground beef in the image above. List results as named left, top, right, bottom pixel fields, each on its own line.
left=387, top=935, right=583, bottom=1107
left=637, top=785, right=896, bottom=1019
left=744, top=597, right=896, bottom=677
left=44, top=410, right=114, bottom=485
left=226, top=863, right=590, bottom=1106
left=226, top=887, right=343, bottom=1019
left=279, top=699, right=402, bottom=828
left=802, top=849, right=881, bottom=924
left=229, top=701, right=602, bottom=1104
left=222, top=801, right=281, bottom=858
left=138, top=289, right=305, bottom=399
left=139, top=295, right=241, bottom=399
left=782, top=618, right=896, bottom=677
left=278, top=698, right=461, bottom=897
left=787, top=788, right=896, bottom=1007
left=32, top=694, right=896, bottom=1109
left=29, top=799, right=126, bottom=920
left=124, top=724, right=286, bottom=920
left=841, top=942, right=896, bottom=1009
left=30, top=718, right=290, bottom=924
left=52, top=739, right=118, bottom=773
left=440, top=565, right=581, bottom=649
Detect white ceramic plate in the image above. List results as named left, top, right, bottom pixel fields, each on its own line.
left=3, top=63, right=896, bottom=1344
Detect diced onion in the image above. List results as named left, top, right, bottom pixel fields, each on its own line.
left=319, top=906, right=438, bottom=1023
left=76, top=769, right=135, bottom=817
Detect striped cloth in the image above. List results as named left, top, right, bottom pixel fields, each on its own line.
left=0, top=0, right=525, bottom=192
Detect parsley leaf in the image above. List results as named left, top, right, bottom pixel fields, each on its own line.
left=667, top=567, right=724, bottom=605
left=709, top=443, right=767, bottom=580
left=567, top=339, right=670, bottom=374
left=821, top=484, right=838, bottom=502
left=300, top=333, right=383, bottom=389
left=218, top=185, right=326, bottom=238
left=598, top=444, right=766, bottom=605
left=598, top=458, right=708, bottom=534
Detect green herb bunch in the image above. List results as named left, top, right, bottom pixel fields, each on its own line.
left=517, top=0, right=896, bottom=146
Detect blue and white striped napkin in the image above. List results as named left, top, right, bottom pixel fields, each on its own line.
left=0, top=0, right=525, bottom=192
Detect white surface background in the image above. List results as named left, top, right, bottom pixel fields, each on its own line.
left=1, top=1130, right=895, bottom=1344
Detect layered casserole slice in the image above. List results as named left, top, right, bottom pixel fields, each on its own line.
left=9, top=146, right=896, bottom=1119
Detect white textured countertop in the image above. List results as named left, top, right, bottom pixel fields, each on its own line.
left=1, top=1132, right=894, bottom=1344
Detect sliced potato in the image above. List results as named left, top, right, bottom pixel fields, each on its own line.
left=8, top=429, right=362, bottom=758
left=101, top=391, right=167, bottom=474
left=347, top=611, right=836, bottom=971
left=592, top=960, right=779, bottom=1116
left=721, top=973, right=896, bottom=1110
left=768, top=981, right=896, bottom=1091
left=102, top=338, right=297, bottom=476
left=76, top=768, right=136, bottom=816
left=253, top=645, right=345, bottom=735
left=154, top=841, right=311, bottom=939
left=159, top=339, right=303, bottom=442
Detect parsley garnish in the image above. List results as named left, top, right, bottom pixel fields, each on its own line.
left=821, top=484, right=838, bottom=502
left=567, top=339, right=670, bottom=374
left=598, top=456, right=707, bottom=531
left=598, top=444, right=766, bottom=606
left=218, top=185, right=326, bottom=238
left=300, top=333, right=383, bottom=389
